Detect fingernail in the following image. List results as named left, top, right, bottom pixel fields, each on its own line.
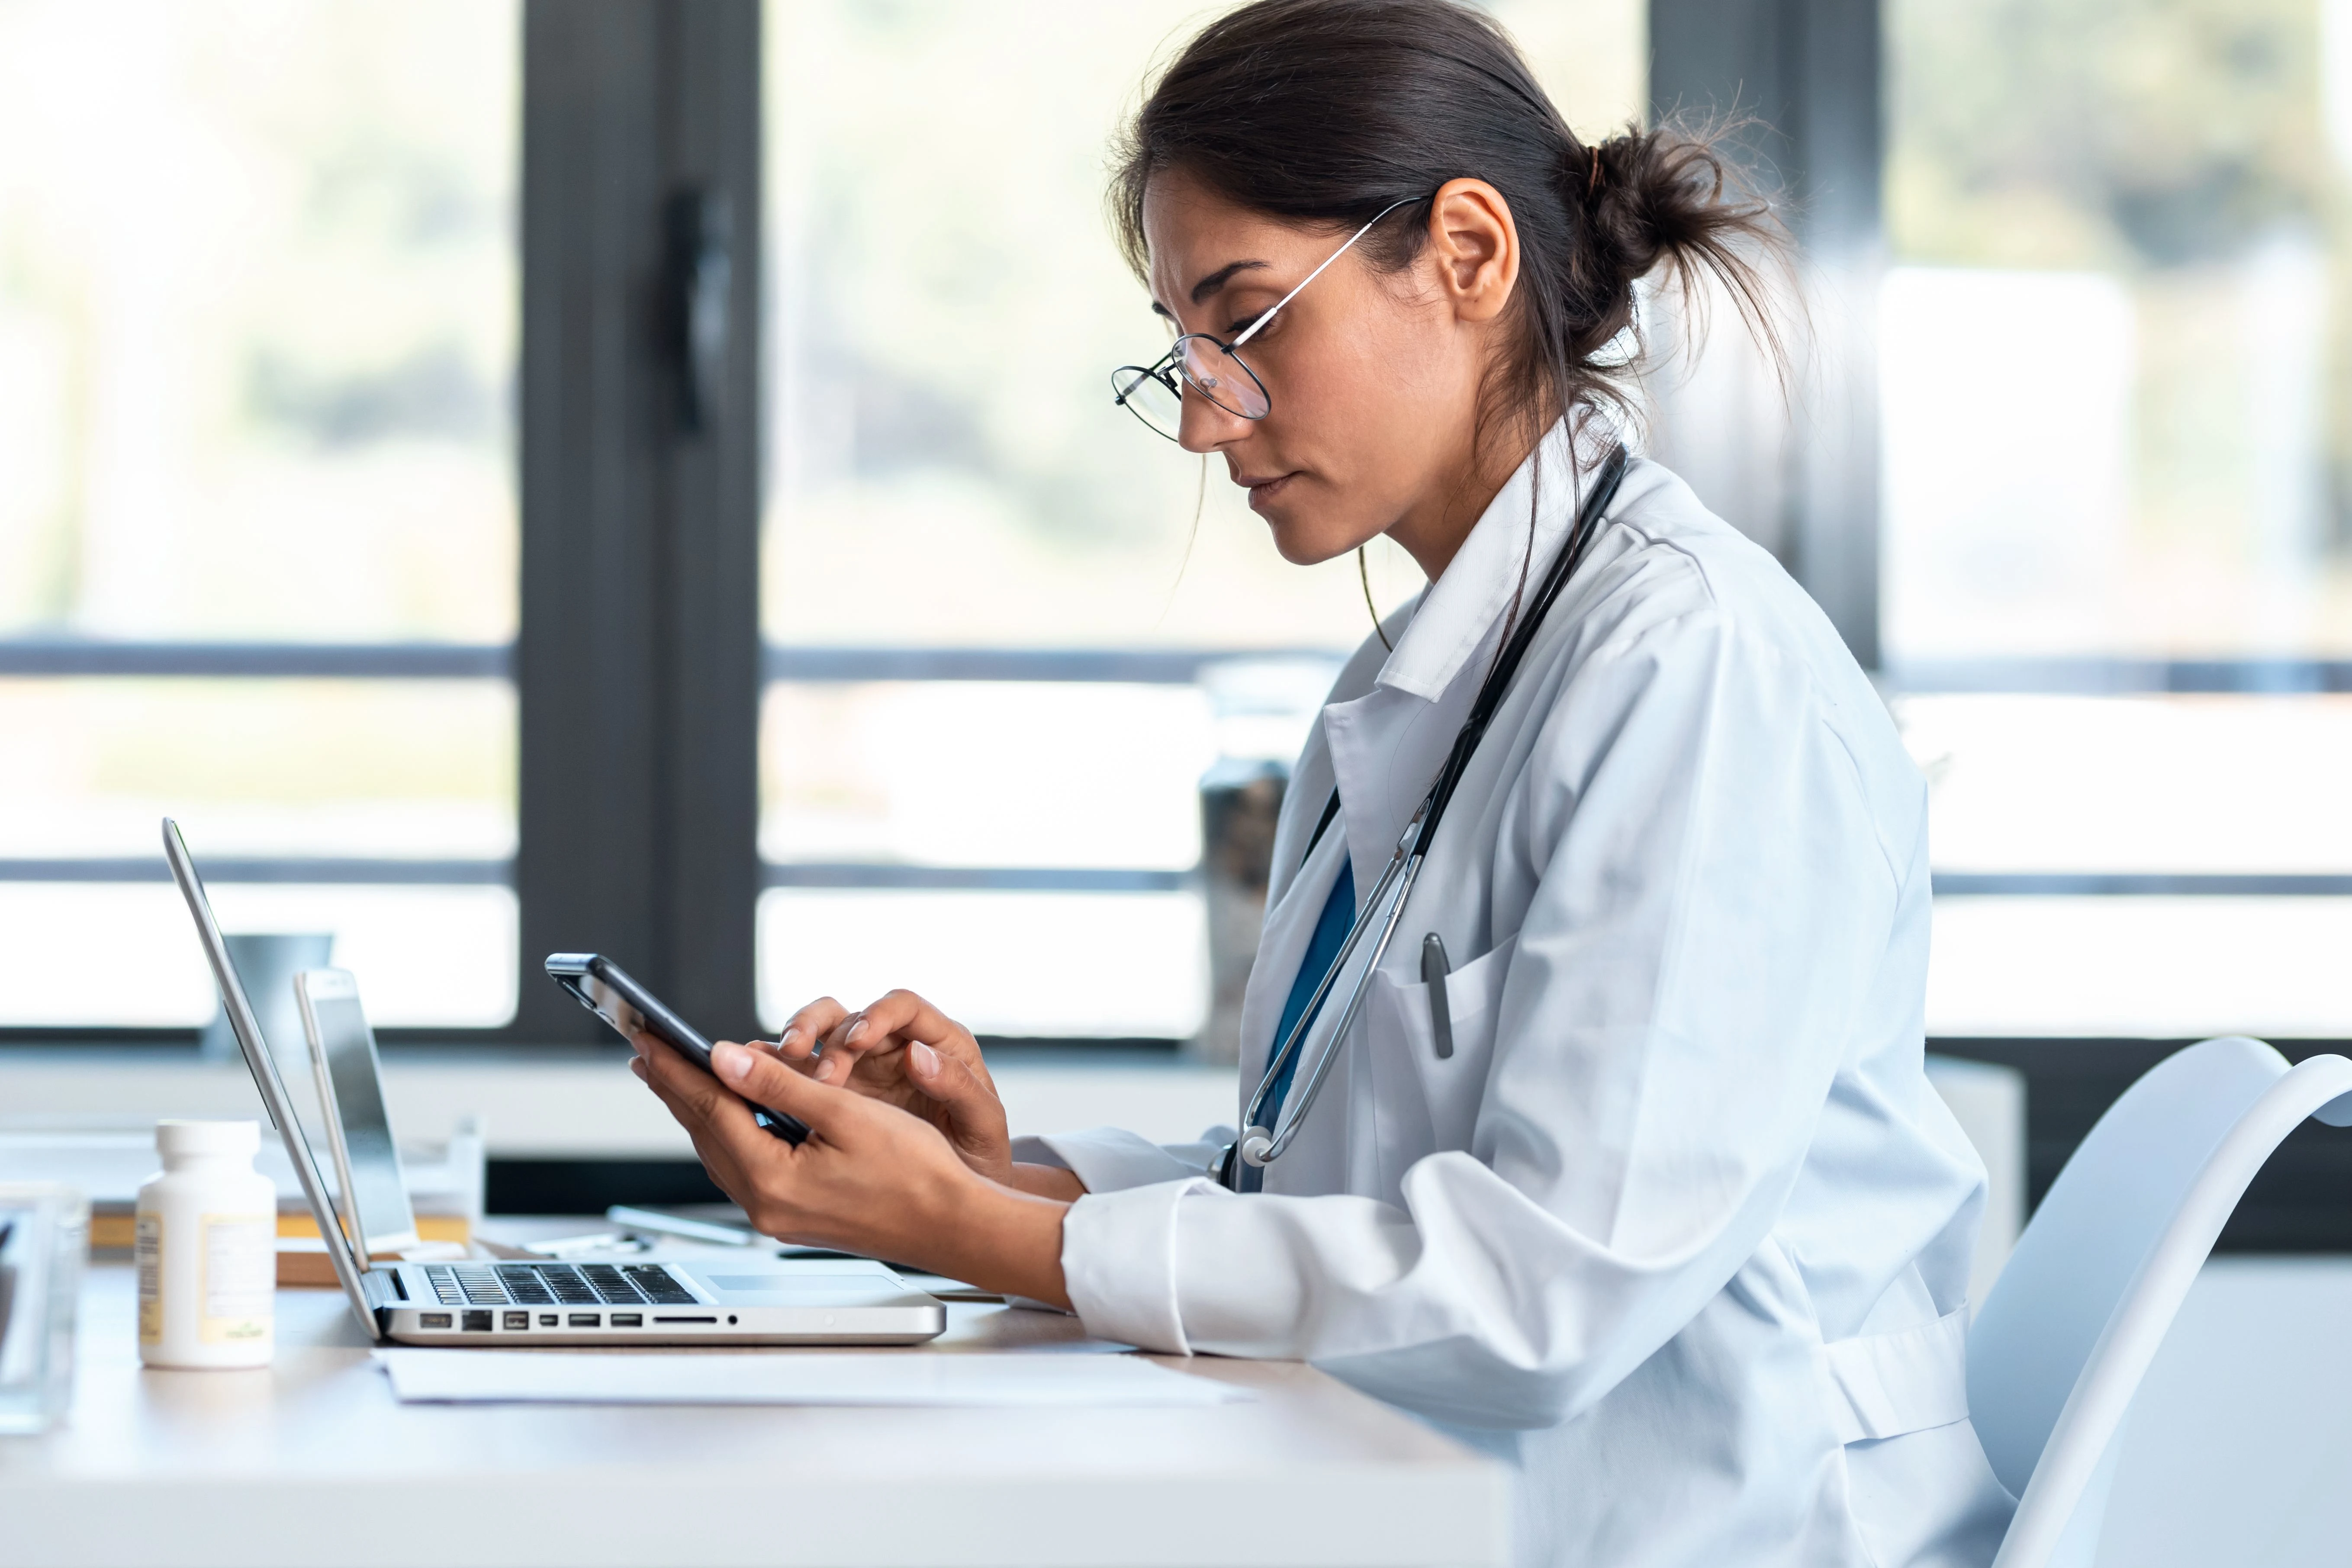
left=779, top=1026, right=800, bottom=1046
left=842, top=1017, right=866, bottom=1044
left=713, top=1041, right=753, bottom=1082
left=910, top=1041, right=939, bottom=1075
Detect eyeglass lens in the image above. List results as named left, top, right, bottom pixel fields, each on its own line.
left=1111, top=337, right=1268, bottom=440
left=1110, top=364, right=1182, bottom=438
left=1179, top=337, right=1268, bottom=420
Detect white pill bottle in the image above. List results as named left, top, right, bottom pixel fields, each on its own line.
left=136, top=1119, right=276, bottom=1368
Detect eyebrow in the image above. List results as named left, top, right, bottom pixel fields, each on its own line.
left=1152, top=258, right=1274, bottom=317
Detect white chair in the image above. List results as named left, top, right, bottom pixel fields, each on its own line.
left=1967, top=1036, right=2352, bottom=1568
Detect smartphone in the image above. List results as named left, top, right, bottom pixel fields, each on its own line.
left=544, top=953, right=810, bottom=1144
left=292, top=968, right=421, bottom=1255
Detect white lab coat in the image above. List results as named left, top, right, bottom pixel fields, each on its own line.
left=1017, top=423, right=2017, bottom=1568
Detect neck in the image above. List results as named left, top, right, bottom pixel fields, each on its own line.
left=1383, top=423, right=1540, bottom=581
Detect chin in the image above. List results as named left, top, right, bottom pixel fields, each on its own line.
left=1262, top=520, right=1343, bottom=567
left=1266, top=521, right=1328, bottom=566
left=1241, top=470, right=1364, bottom=566
left=1254, top=497, right=1353, bottom=567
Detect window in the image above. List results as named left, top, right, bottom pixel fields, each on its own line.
left=1883, top=0, right=2352, bottom=1037
left=757, top=0, right=1645, bottom=1038
left=34, top=0, right=2278, bottom=1051
left=0, top=0, right=520, bottom=1029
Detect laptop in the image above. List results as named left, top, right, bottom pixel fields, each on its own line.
left=161, top=817, right=946, bottom=1348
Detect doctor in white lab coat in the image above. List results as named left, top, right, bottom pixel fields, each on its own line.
left=1025, top=429, right=2018, bottom=1566
left=627, top=3, right=2017, bottom=1563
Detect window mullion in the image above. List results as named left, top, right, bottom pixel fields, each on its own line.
left=516, top=0, right=763, bottom=1043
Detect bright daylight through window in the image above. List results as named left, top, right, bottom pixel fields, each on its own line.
left=755, top=0, right=1644, bottom=1039
left=1882, top=0, right=2352, bottom=1035
left=11, top=0, right=2340, bottom=1049
left=0, top=0, right=520, bottom=1028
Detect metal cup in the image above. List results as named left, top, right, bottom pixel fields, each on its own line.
left=196, top=933, right=335, bottom=1062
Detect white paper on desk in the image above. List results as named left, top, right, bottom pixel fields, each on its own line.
left=375, top=1349, right=1248, bottom=1407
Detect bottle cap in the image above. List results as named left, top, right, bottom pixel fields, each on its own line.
left=155, top=1119, right=260, bottom=1157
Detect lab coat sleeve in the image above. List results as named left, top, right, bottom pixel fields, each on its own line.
left=1059, top=604, right=1907, bottom=1430
left=1011, top=1130, right=1225, bottom=1193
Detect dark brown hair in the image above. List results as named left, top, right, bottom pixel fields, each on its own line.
left=1110, top=0, right=1786, bottom=460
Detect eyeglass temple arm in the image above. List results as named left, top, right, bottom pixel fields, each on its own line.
left=1227, top=197, right=1420, bottom=352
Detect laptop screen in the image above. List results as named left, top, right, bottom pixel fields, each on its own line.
left=298, top=977, right=420, bottom=1254
left=161, top=817, right=382, bottom=1339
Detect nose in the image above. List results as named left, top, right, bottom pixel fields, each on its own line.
left=1176, top=383, right=1253, bottom=454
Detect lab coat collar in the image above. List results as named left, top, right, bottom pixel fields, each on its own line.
left=1374, top=417, right=1616, bottom=704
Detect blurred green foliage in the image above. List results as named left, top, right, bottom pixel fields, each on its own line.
left=1887, top=0, right=2352, bottom=641
left=1889, top=0, right=2329, bottom=270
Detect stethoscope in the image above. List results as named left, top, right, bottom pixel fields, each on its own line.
left=1215, top=444, right=1629, bottom=1190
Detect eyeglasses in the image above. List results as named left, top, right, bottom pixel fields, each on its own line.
left=1110, top=198, right=1418, bottom=441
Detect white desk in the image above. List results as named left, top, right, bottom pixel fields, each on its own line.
left=3, top=1261, right=1507, bottom=1568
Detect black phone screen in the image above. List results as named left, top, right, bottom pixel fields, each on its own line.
left=544, top=954, right=809, bottom=1144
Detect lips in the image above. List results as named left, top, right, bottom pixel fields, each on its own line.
left=1237, top=471, right=1297, bottom=511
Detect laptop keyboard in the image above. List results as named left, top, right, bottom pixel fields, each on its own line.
left=623, top=1264, right=701, bottom=1304
left=422, top=1262, right=700, bottom=1308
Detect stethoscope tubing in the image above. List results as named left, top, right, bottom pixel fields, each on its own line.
left=1224, top=443, right=1630, bottom=1184
left=1242, top=842, right=1426, bottom=1167
left=1236, top=805, right=1424, bottom=1166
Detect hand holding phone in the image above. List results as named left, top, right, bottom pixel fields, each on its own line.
left=544, top=954, right=811, bottom=1144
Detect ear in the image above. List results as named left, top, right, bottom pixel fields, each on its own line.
left=1425, top=177, right=1519, bottom=325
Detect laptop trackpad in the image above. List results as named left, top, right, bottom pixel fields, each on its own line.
left=682, top=1262, right=936, bottom=1304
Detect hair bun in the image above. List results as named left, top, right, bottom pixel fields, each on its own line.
left=1579, top=129, right=1674, bottom=285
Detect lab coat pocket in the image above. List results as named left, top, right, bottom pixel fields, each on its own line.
left=1815, top=1306, right=1972, bottom=1444
left=1368, top=932, right=1519, bottom=1190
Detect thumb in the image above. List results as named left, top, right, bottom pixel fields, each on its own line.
left=713, top=1039, right=859, bottom=1141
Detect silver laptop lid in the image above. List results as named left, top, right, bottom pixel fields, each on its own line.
left=293, top=967, right=420, bottom=1255
left=162, top=818, right=383, bottom=1341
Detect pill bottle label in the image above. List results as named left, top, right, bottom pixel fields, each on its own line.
left=199, top=1214, right=274, bottom=1343
left=136, top=1214, right=163, bottom=1344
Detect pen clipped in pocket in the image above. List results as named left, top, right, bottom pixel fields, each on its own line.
left=1420, top=934, right=1454, bottom=1059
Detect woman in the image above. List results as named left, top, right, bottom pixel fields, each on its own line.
left=629, top=2, right=2016, bottom=1563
